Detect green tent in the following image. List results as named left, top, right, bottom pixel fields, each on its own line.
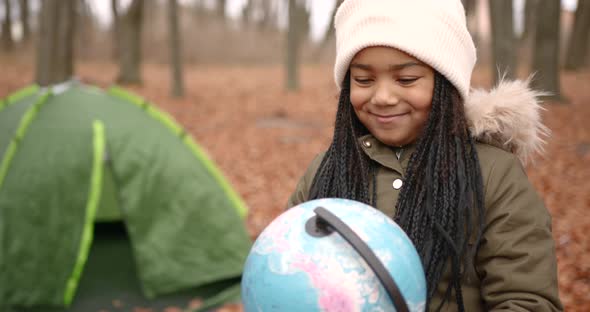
left=0, top=81, right=251, bottom=311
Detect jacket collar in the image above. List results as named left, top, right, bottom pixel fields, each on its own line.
left=357, top=134, right=416, bottom=176
left=465, top=77, right=549, bottom=164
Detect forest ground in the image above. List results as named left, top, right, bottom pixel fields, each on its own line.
left=1, top=58, right=588, bottom=311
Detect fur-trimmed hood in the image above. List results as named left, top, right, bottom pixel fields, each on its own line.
left=465, top=78, right=549, bottom=164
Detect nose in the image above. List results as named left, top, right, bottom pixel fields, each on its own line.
left=373, top=81, right=400, bottom=106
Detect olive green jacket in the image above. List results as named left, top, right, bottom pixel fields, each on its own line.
left=287, top=80, right=563, bottom=311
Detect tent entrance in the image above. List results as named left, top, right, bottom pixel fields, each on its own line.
left=95, top=155, right=122, bottom=222
left=11, top=222, right=241, bottom=312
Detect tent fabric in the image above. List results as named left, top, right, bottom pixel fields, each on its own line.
left=64, top=121, right=105, bottom=305
left=4, top=223, right=242, bottom=312
left=0, top=82, right=251, bottom=308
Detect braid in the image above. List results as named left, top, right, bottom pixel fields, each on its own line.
left=309, top=72, right=373, bottom=204
left=395, top=73, right=485, bottom=310
left=308, top=72, right=485, bottom=310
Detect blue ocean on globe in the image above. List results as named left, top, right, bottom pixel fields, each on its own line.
left=242, top=198, right=427, bottom=312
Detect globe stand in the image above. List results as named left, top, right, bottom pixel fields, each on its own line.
left=305, top=206, right=410, bottom=312
left=305, top=215, right=334, bottom=237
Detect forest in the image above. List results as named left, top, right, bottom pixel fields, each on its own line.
left=1, top=0, right=589, bottom=311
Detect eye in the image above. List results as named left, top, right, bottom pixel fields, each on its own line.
left=353, top=77, right=373, bottom=86
left=398, top=77, right=419, bottom=86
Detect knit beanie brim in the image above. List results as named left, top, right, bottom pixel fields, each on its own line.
left=334, top=0, right=477, bottom=100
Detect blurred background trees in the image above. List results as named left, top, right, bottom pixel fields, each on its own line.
left=35, top=0, right=76, bottom=86
left=168, top=0, right=184, bottom=97
left=1, top=0, right=14, bottom=51
left=115, top=0, right=144, bottom=84
left=489, top=0, right=517, bottom=82
left=1, top=1, right=589, bottom=311
left=565, top=0, right=590, bottom=69
left=532, top=0, right=563, bottom=99
left=0, top=0, right=588, bottom=97
left=285, top=0, right=308, bottom=91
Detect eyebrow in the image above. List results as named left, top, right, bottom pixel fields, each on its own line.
left=350, top=62, right=425, bottom=71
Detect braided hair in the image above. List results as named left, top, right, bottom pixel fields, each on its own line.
left=308, top=71, right=485, bottom=311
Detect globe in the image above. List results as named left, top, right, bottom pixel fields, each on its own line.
left=242, top=198, right=427, bottom=312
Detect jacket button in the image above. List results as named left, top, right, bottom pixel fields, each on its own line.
left=392, top=179, right=403, bottom=190
left=363, top=140, right=372, bottom=148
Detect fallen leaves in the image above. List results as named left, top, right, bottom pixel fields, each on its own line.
left=0, top=60, right=588, bottom=311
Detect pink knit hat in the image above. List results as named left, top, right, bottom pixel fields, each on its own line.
left=333, top=0, right=477, bottom=100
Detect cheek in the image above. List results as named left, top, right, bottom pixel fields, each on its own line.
left=419, top=80, right=435, bottom=110
left=349, top=86, right=370, bottom=110
left=417, top=96, right=433, bottom=112
left=409, top=87, right=434, bottom=112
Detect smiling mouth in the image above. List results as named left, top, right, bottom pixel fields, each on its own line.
left=371, top=112, right=409, bottom=123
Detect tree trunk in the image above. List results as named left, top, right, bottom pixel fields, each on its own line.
left=111, top=0, right=119, bottom=61
left=489, top=0, right=517, bottom=84
left=168, top=0, right=184, bottom=97
left=116, top=0, right=143, bottom=85
left=286, top=0, right=306, bottom=91
left=76, top=0, right=96, bottom=58
left=462, top=0, right=478, bottom=45
left=522, top=0, right=539, bottom=41
left=1, top=0, right=14, bottom=51
left=313, top=0, right=342, bottom=60
left=564, top=0, right=590, bottom=70
left=298, top=2, right=310, bottom=40
left=217, top=0, right=226, bottom=18
left=258, top=0, right=275, bottom=31
left=241, top=0, right=252, bottom=25
left=35, top=0, right=76, bottom=86
left=18, top=0, right=30, bottom=43
left=531, top=0, right=562, bottom=101
left=462, top=0, right=476, bottom=14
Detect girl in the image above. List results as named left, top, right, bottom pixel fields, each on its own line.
left=287, top=0, right=563, bottom=311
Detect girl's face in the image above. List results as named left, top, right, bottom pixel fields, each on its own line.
left=350, top=46, right=435, bottom=147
